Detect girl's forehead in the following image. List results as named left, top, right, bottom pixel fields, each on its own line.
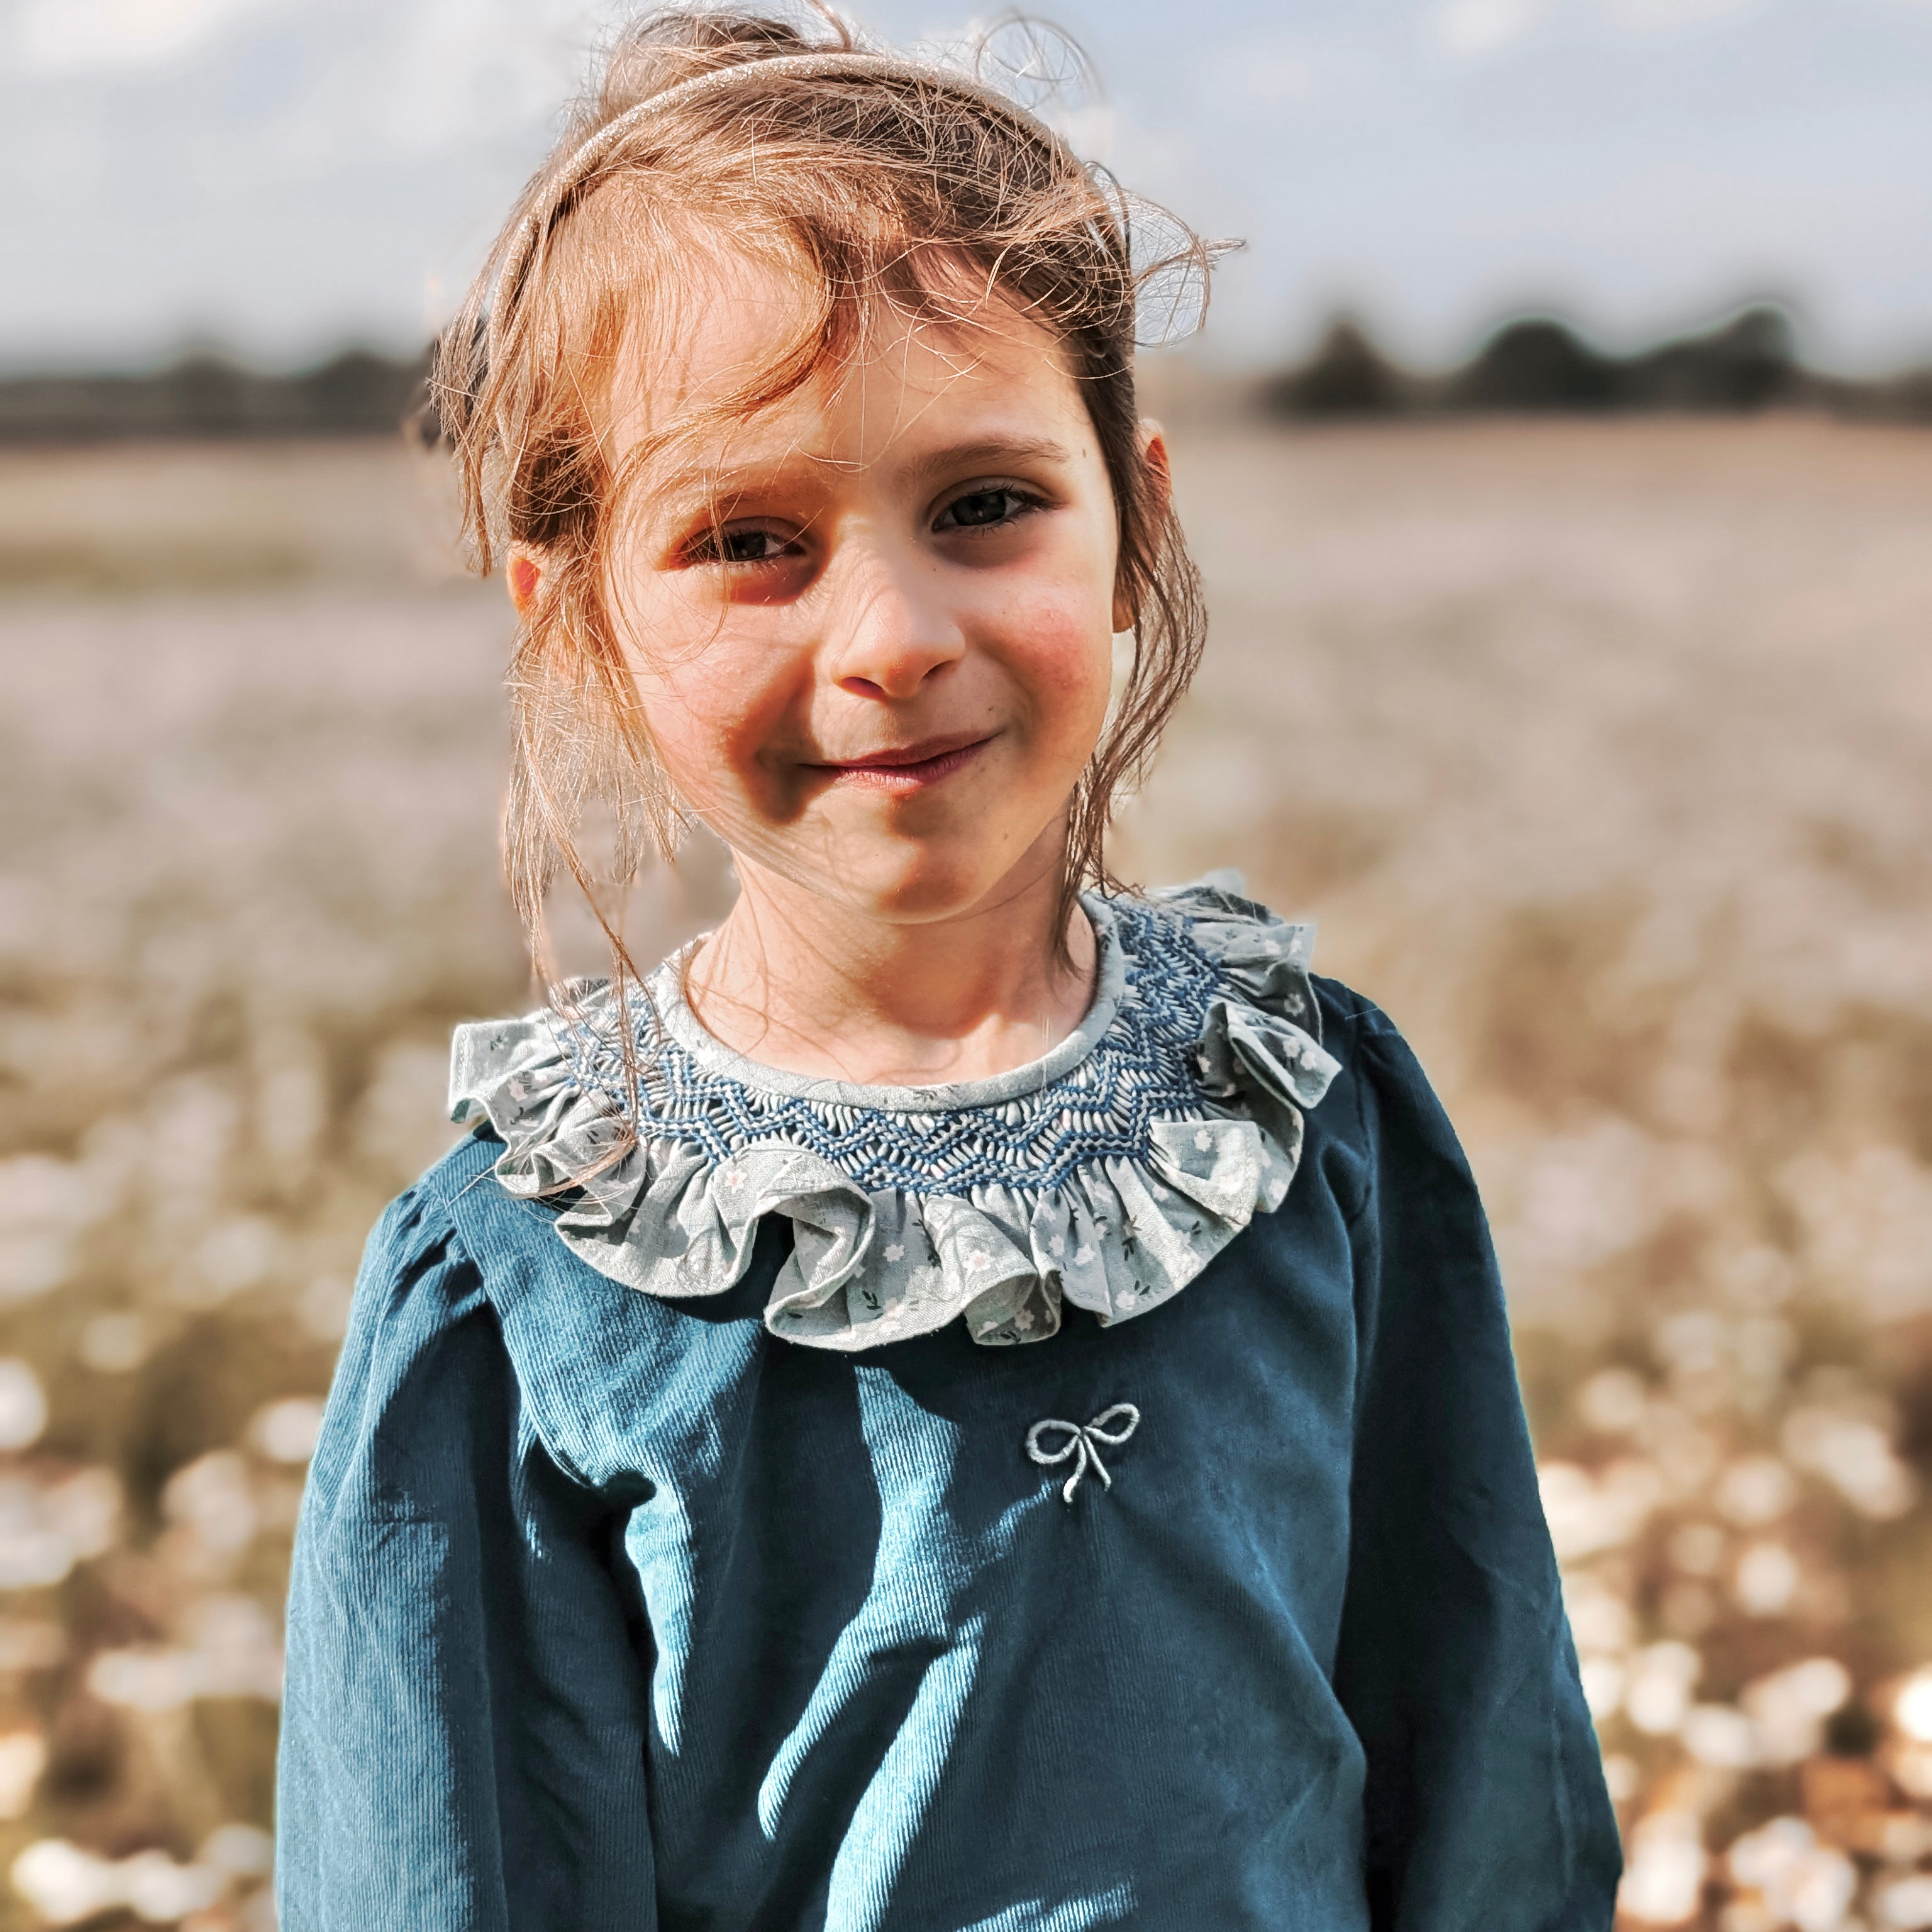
left=606, top=244, right=1083, bottom=473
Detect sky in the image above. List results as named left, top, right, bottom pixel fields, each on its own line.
left=3, top=0, right=1931, bottom=375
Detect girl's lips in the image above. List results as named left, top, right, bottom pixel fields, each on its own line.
left=808, top=733, right=994, bottom=791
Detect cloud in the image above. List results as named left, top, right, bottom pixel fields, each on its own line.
left=12, top=0, right=284, bottom=73
left=1597, top=0, right=1757, bottom=31
left=1431, top=0, right=1554, bottom=59
left=1432, top=0, right=1766, bottom=55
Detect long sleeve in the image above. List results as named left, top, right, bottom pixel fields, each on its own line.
left=275, top=1182, right=658, bottom=1932
left=1329, top=1007, right=1622, bottom=1929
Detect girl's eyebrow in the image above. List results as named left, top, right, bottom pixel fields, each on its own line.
left=648, top=435, right=1074, bottom=514
left=897, top=436, right=1073, bottom=487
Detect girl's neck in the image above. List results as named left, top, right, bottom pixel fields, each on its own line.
left=682, top=846, right=1098, bottom=1089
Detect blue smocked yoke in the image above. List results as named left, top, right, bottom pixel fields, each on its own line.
left=277, top=885, right=1621, bottom=1931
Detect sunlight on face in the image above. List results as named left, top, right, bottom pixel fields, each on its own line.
left=601, top=249, right=1123, bottom=925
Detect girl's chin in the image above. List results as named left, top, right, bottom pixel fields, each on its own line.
left=785, top=835, right=1051, bottom=925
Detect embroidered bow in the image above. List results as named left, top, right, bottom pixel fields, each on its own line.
left=1026, top=1404, right=1141, bottom=1504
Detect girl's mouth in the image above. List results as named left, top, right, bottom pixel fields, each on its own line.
left=809, top=731, right=995, bottom=791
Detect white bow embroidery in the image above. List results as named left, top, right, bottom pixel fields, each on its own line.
left=1026, top=1404, right=1141, bottom=1504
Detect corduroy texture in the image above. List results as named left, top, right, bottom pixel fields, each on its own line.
left=277, top=982, right=1621, bottom=1931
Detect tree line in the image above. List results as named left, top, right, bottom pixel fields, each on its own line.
left=1266, top=307, right=1932, bottom=420
left=0, top=308, right=1926, bottom=440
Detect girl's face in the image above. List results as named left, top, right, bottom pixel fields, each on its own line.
left=584, top=251, right=1151, bottom=927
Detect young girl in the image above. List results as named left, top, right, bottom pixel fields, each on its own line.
left=277, top=10, right=1621, bottom=1928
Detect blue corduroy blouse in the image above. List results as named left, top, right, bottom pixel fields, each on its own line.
left=276, top=884, right=1620, bottom=1931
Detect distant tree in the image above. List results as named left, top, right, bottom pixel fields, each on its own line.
left=1444, top=318, right=1620, bottom=411
left=300, top=350, right=428, bottom=435
left=1622, top=305, right=1801, bottom=411
left=1265, top=316, right=1407, bottom=417
left=162, top=355, right=255, bottom=435
left=1878, top=368, right=1932, bottom=421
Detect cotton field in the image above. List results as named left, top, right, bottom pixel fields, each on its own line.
left=1, top=414, right=1929, bottom=1929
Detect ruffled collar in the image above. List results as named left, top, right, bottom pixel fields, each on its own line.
left=449, top=880, right=1340, bottom=1352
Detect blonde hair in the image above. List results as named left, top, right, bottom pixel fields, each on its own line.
left=435, top=6, right=1218, bottom=1002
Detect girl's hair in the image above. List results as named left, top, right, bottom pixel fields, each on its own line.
left=434, top=5, right=1218, bottom=1000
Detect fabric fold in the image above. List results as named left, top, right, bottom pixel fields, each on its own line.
left=449, top=880, right=1341, bottom=1351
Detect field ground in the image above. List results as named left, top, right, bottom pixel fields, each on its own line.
left=1, top=418, right=1930, bottom=1928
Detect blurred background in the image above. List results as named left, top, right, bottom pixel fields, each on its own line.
left=2, top=1, right=1931, bottom=1928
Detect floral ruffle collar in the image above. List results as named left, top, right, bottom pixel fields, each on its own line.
left=448, top=880, right=1340, bottom=1352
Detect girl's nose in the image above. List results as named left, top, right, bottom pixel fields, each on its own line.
left=824, top=548, right=967, bottom=701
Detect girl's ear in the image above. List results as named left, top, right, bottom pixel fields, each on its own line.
left=1138, top=418, right=1172, bottom=520
left=1113, top=419, right=1172, bottom=633
left=507, top=549, right=545, bottom=616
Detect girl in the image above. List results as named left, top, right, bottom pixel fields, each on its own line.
left=277, top=10, right=1621, bottom=1929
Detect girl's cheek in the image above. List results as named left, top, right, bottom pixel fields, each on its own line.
left=1001, top=589, right=1114, bottom=722
left=636, top=631, right=805, bottom=807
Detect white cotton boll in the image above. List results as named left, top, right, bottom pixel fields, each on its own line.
left=1642, top=1405, right=1723, bottom=1501
left=1617, top=1809, right=1706, bottom=1925
left=1680, top=1702, right=1760, bottom=1768
left=1726, top=1816, right=1857, bottom=1932
left=87, top=1599, right=285, bottom=1712
left=120, top=1849, right=225, bottom=1923
left=250, top=1396, right=323, bottom=1465
left=1577, top=1367, right=1649, bottom=1434
left=0, top=1231, right=75, bottom=1303
left=0, top=1361, right=48, bottom=1452
left=199, top=1823, right=272, bottom=1879
left=86, top=1648, right=203, bottom=1711
left=43, top=1469, right=121, bottom=1561
left=1718, top=1243, right=1797, bottom=1309
left=1894, top=1745, right=1932, bottom=1802
left=1741, top=1658, right=1852, bottom=1766
left=1820, top=1421, right=1914, bottom=1519
left=1655, top=1309, right=1728, bottom=1376
left=1540, top=1465, right=1597, bottom=1558
left=1783, top=1658, right=1854, bottom=1716
left=297, top=1274, right=353, bottom=1342
left=1538, top=1459, right=1661, bottom=1561
left=1894, top=1668, right=1932, bottom=1744
left=238, top=1882, right=279, bottom=1932
left=1729, top=1814, right=1813, bottom=1887
left=1783, top=1407, right=1916, bottom=1521
left=0, top=1155, right=106, bottom=1304
left=1877, top=1874, right=1932, bottom=1930
left=162, top=1451, right=257, bottom=1553
left=186, top=1594, right=283, bottom=1701
left=0, top=1476, right=76, bottom=1590
left=182, top=1214, right=278, bottom=1306
left=1624, top=1643, right=1702, bottom=1736
left=1579, top=1655, right=1625, bottom=1720
left=78, top=1313, right=147, bottom=1374
left=9, top=1839, right=123, bottom=1924
left=0, top=1731, right=46, bottom=1819
left=1734, top=1541, right=1801, bottom=1616
left=1877, top=1814, right=1932, bottom=1864
left=1563, top=1574, right=1635, bottom=1655
left=1716, top=1454, right=1797, bottom=1527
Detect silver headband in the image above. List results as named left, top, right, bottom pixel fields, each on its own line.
left=487, top=52, right=1080, bottom=365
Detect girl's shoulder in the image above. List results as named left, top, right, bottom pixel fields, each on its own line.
left=414, top=879, right=1442, bottom=1359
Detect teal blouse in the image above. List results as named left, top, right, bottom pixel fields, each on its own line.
left=276, top=884, right=1619, bottom=1930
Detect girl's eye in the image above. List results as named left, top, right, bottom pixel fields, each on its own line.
left=934, top=487, right=1038, bottom=533
left=684, top=525, right=795, bottom=567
